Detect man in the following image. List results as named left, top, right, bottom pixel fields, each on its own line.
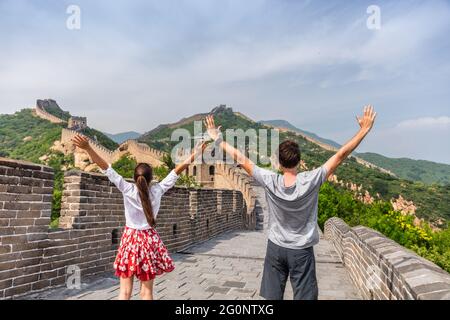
left=204, top=105, right=377, bottom=300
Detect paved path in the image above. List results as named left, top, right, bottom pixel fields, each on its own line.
left=22, top=184, right=360, bottom=300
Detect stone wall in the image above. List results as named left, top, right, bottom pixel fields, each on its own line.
left=60, top=129, right=164, bottom=168
left=119, top=139, right=164, bottom=166
left=324, top=217, right=450, bottom=300
left=60, top=128, right=118, bottom=167
left=34, top=105, right=66, bottom=124
left=59, top=131, right=256, bottom=227
left=0, top=158, right=245, bottom=299
left=214, top=163, right=257, bottom=230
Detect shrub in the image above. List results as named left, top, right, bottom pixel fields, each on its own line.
left=112, top=153, right=137, bottom=178
left=318, top=182, right=449, bottom=272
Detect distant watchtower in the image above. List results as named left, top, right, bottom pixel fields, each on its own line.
left=68, top=116, right=87, bottom=131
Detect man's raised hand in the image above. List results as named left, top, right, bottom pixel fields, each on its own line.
left=204, top=115, right=222, bottom=141
left=72, top=134, right=90, bottom=150
left=356, top=105, right=377, bottom=133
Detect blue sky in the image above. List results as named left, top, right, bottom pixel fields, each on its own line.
left=1, top=0, right=449, bottom=163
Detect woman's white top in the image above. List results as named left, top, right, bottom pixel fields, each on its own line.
left=102, top=165, right=179, bottom=230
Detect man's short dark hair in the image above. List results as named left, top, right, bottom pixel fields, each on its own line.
left=278, top=140, right=301, bottom=169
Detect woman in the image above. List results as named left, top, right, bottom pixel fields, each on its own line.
left=72, top=134, right=205, bottom=300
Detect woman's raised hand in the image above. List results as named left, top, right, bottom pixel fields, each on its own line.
left=193, top=140, right=208, bottom=156
left=72, top=134, right=90, bottom=150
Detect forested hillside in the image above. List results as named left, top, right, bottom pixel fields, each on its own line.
left=1, top=104, right=449, bottom=272
left=358, top=152, right=450, bottom=185
left=0, top=109, right=64, bottom=162
left=140, top=106, right=450, bottom=224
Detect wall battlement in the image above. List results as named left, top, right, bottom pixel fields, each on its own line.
left=324, top=217, right=450, bottom=300
left=33, top=100, right=258, bottom=230
left=60, top=129, right=164, bottom=168
left=34, top=103, right=66, bottom=124
left=214, top=163, right=257, bottom=229
left=0, top=158, right=245, bottom=299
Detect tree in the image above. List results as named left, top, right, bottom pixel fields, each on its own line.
left=112, top=153, right=137, bottom=178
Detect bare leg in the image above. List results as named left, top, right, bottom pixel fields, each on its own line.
left=140, top=279, right=154, bottom=300
left=118, top=276, right=134, bottom=300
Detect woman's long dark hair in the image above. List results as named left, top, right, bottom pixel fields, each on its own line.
left=134, top=163, right=155, bottom=226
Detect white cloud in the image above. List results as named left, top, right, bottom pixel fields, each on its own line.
left=397, top=116, right=450, bottom=129
left=355, top=116, right=450, bottom=164
left=1, top=1, right=450, bottom=163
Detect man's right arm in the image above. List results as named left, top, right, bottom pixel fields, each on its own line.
left=204, top=115, right=255, bottom=176
left=323, top=105, right=377, bottom=180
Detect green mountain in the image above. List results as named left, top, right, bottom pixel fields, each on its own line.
left=260, top=119, right=341, bottom=149
left=140, top=105, right=450, bottom=224
left=139, top=105, right=268, bottom=151
left=105, top=131, right=141, bottom=144
left=1, top=103, right=449, bottom=224
left=0, top=109, right=64, bottom=163
left=357, top=152, right=450, bottom=186
left=0, top=107, right=118, bottom=164
left=37, top=99, right=118, bottom=151
left=262, top=119, right=450, bottom=186
left=80, top=127, right=118, bottom=151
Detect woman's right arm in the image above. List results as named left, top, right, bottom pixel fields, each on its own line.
left=72, top=134, right=132, bottom=193
left=72, top=134, right=109, bottom=170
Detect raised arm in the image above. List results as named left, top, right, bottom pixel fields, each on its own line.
left=72, top=134, right=109, bottom=170
left=323, top=105, right=377, bottom=179
left=173, top=141, right=207, bottom=175
left=204, top=115, right=254, bottom=176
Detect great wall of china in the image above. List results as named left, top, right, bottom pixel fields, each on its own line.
left=1, top=157, right=449, bottom=299
left=34, top=103, right=259, bottom=228
left=0, top=102, right=449, bottom=300
left=34, top=102, right=67, bottom=124
left=35, top=100, right=389, bottom=223
left=0, top=158, right=246, bottom=299
left=59, top=128, right=165, bottom=168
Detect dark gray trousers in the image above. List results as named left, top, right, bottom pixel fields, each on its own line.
left=260, top=240, right=318, bottom=300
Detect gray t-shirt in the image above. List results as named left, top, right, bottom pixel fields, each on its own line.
left=253, top=164, right=328, bottom=249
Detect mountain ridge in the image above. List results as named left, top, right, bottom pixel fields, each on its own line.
left=261, top=119, right=450, bottom=186
left=137, top=105, right=450, bottom=223
left=357, top=152, right=450, bottom=185
left=1, top=102, right=449, bottom=224
left=105, top=131, right=141, bottom=144
left=260, top=119, right=342, bottom=149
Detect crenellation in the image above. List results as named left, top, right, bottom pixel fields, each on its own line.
left=34, top=101, right=67, bottom=125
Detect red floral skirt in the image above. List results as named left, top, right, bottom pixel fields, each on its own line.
left=113, top=226, right=175, bottom=281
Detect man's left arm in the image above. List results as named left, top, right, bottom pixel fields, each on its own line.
left=323, top=105, right=377, bottom=180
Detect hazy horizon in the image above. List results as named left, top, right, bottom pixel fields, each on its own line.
left=1, top=0, right=449, bottom=164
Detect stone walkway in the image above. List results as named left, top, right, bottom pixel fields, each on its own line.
left=22, top=228, right=360, bottom=300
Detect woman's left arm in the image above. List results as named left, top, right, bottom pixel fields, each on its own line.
left=173, top=142, right=207, bottom=175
